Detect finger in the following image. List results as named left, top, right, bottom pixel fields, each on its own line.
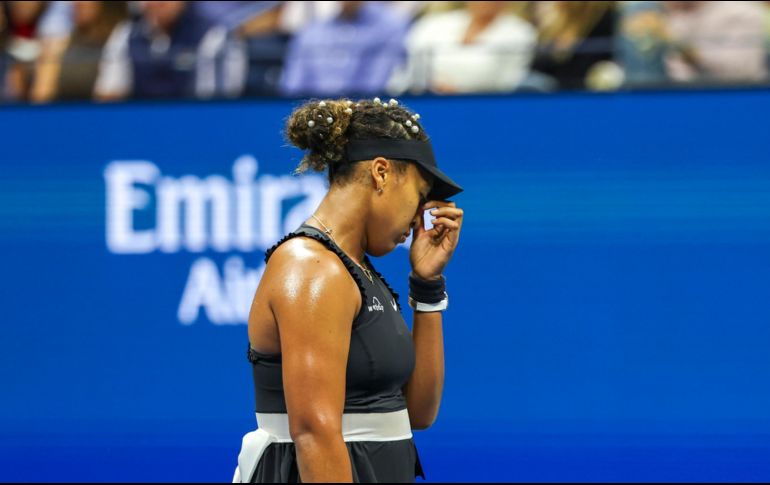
left=428, top=207, right=464, bottom=219
left=426, top=225, right=447, bottom=240
left=423, top=200, right=456, bottom=211
left=422, top=200, right=457, bottom=211
left=430, top=217, right=460, bottom=231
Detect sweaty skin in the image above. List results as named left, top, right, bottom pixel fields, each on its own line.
left=247, top=158, right=464, bottom=482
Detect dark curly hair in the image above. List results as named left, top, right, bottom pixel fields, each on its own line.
left=285, top=98, right=428, bottom=184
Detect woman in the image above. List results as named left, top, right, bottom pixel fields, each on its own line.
left=388, top=1, right=537, bottom=94
left=530, top=1, right=616, bottom=90
left=1, top=0, right=47, bottom=101
left=233, top=97, right=464, bottom=483
left=31, top=1, right=127, bottom=103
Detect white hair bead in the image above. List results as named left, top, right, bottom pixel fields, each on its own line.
left=346, top=100, right=353, bottom=106
left=373, top=97, right=381, bottom=104
left=318, top=101, right=326, bottom=107
left=412, top=113, right=420, bottom=120
left=389, top=98, right=398, bottom=106
left=411, top=125, right=419, bottom=133
left=326, top=116, right=333, bottom=124
left=345, top=108, right=353, bottom=115
left=405, top=120, right=413, bottom=127
left=308, top=120, right=315, bottom=127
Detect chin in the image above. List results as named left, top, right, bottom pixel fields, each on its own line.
left=367, top=242, right=397, bottom=257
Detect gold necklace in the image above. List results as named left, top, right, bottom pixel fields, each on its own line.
left=310, top=214, right=374, bottom=283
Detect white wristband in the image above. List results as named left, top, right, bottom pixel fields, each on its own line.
left=408, top=296, right=448, bottom=312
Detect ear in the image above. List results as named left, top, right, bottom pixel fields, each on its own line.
left=369, top=157, right=391, bottom=191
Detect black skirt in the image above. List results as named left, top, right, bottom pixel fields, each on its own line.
left=250, top=437, right=426, bottom=483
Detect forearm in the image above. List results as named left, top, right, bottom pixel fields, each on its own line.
left=404, top=311, right=445, bottom=429
left=294, top=432, right=353, bottom=482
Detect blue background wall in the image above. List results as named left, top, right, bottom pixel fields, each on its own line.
left=1, top=90, right=770, bottom=481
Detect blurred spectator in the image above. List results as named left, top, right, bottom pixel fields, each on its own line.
left=32, top=1, right=127, bottom=102
left=389, top=1, right=537, bottom=94
left=385, top=0, right=427, bottom=22
left=766, top=1, right=770, bottom=73
left=530, top=1, right=617, bottom=90
left=37, top=1, right=74, bottom=40
left=0, top=2, right=6, bottom=99
left=280, top=1, right=408, bottom=97
left=219, top=2, right=290, bottom=97
left=278, top=1, right=346, bottom=34
left=94, top=0, right=225, bottom=101
left=193, top=1, right=265, bottom=28
left=278, top=1, right=425, bottom=33
left=663, top=1, right=768, bottom=83
left=3, top=0, right=770, bottom=105
left=2, top=1, right=47, bottom=100
left=616, top=0, right=668, bottom=87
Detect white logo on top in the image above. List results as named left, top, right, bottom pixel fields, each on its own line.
left=368, top=297, right=385, bottom=312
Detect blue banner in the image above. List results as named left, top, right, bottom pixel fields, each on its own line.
left=2, top=90, right=770, bottom=481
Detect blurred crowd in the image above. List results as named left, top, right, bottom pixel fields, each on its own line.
left=1, top=0, right=769, bottom=103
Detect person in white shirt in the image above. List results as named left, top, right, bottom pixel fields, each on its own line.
left=389, top=1, right=537, bottom=94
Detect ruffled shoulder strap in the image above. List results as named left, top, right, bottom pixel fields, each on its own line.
left=263, top=224, right=367, bottom=304
left=364, top=255, right=402, bottom=312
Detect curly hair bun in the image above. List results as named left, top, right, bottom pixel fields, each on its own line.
left=286, top=99, right=355, bottom=173
left=285, top=97, right=427, bottom=177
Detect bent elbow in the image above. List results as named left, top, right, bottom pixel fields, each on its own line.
left=289, top=414, right=343, bottom=444
left=410, top=415, right=437, bottom=431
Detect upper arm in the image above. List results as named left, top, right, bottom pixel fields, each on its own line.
left=31, top=37, right=69, bottom=103
left=94, top=22, right=132, bottom=100
left=195, top=26, right=228, bottom=98
left=220, top=38, right=247, bottom=98
left=264, top=239, right=361, bottom=439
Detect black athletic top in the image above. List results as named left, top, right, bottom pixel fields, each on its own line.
left=247, top=223, right=426, bottom=482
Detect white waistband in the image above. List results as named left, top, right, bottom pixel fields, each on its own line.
left=234, top=409, right=413, bottom=482
left=256, top=408, right=413, bottom=443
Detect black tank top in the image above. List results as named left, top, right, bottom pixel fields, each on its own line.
left=248, top=223, right=416, bottom=414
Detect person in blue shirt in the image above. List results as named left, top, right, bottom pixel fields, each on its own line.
left=94, top=0, right=224, bottom=101
left=280, top=1, right=409, bottom=97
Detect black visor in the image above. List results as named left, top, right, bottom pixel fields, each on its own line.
left=344, top=139, right=463, bottom=201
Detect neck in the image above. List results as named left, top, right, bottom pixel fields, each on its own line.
left=464, top=15, right=496, bottom=44
left=472, top=14, right=497, bottom=29
left=339, top=3, right=364, bottom=21
left=308, top=184, right=369, bottom=264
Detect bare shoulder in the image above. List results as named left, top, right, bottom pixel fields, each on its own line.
left=263, top=236, right=361, bottom=313
left=266, top=236, right=351, bottom=284
left=265, top=237, right=361, bottom=441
